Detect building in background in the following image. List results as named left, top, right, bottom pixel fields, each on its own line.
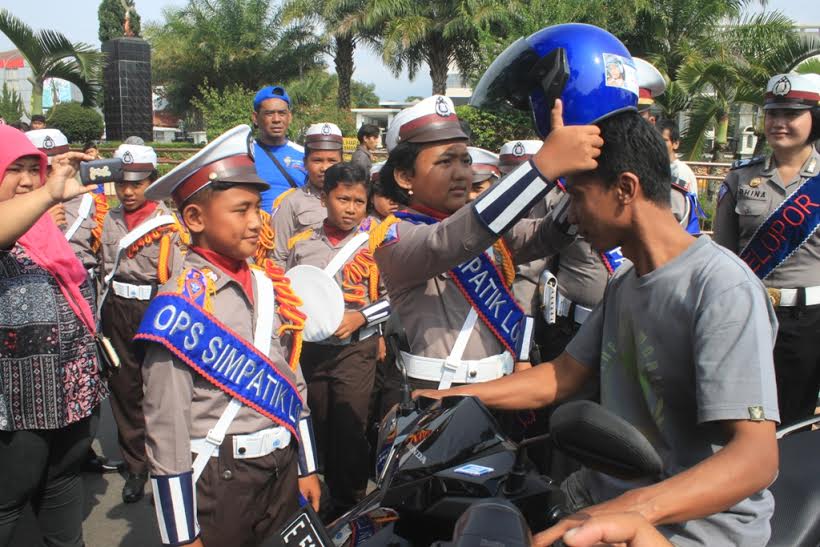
left=0, top=49, right=82, bottom=119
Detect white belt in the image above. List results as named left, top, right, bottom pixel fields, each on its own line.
left=767, top=286, right=820, bottom=307
left=112, top=280, right=153, bottom=301
left=190, top=426, right=291, bottom=460
left=401, top=351, right=514, bottom=384
left=556, top=293, right=592, bottom=325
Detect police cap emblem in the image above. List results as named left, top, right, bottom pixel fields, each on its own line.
left=122, top=151, right=134, bottom=164
left=322, top=123, right=331, bottom=135
left=43, top=136, right=55, bottom=149
left=435, top=96, right=451, bottom=117
left=512, top=142, right=525, bottom=157
left=772, top=76, right=791, bottom=97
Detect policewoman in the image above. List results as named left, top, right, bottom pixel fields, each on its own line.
left=136, top=126, right=320, bottom=547
left=371, top=94, right=601, bottom=392
left=714, top=72, right=820, bottom=426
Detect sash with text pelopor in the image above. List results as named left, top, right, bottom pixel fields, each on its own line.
left=739, top=173, right=820, bottom=280
left=394, top=211, right=530, bottom=359
left=134, top=293, right=303, bottom=437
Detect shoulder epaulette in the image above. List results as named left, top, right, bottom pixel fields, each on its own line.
left=730, top=156, right=765, bottom=171
left=287, top=228, right=314, bottom=250
left=272, top=188, right=296, bottom=211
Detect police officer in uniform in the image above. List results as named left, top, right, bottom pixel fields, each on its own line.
left=714, top=72, right=820, bottom=425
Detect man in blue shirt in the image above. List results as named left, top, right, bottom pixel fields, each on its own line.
left=252, top=85, right=306, bottom=212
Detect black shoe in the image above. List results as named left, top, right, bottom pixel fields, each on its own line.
left=82, top=452, right=124, bottom=474
left=122, top=472, right=148, bottom=503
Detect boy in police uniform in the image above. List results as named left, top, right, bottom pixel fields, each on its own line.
left=26, top=129, right=106, bottom=274
left=137, top=125, right=320, bottom=547
left=286, top=162, right=390, bottom=516
left=714, top=72, right=820, bottom=426
left=271, top=123, right=344, bottom=266
left=97, top=143, right=186, bottom=503
left=466, top=146, right=500, bottom=203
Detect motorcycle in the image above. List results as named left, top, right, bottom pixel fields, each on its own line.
left=277, top=316, right=820, bottom=547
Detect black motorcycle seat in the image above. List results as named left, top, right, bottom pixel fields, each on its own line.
left=767, top=429, right=820, bottom=547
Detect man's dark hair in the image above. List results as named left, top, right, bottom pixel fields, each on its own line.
left=30, top=114, right=46, bottom=124
left=83, top=141, right=98, bottom=153
left=380, top=141, right=423, bottom=206
left=656, top=119, right=680, bottom=143
left=593, top=111, right=671, bottom=206
left=10, top=121, right=29, bottom=131
left=323, top=162, right=368, bottom=194
left=357, top=124, right=380, bottom=143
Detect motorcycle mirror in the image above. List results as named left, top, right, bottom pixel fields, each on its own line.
left=549, top=400, right=663, bottom=480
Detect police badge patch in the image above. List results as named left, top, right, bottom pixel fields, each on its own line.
left=122, top=151, right=134, bottom=164
left=772, top=76, right=791, bottom=97
left=321, top=123, right=331, bottom=135
left=435, top=96, right=451, bottom=117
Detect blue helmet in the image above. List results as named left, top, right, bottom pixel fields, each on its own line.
left=470, top=23, right=639, bottom=137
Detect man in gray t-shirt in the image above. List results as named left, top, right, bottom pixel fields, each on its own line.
left=417, top=111, right=780, bottom=547
left=563, top=236, right=779, bottom=546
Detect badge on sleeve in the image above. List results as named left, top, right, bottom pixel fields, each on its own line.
left=749, top=177, right=763, bottom=188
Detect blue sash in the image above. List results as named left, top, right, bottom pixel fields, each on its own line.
left=739, top=173, right=820, bottom=280
left=134, top=272, right=303, bottom=436
left=394, top=212, right=530, bottom=358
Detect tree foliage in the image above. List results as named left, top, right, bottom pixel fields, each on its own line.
left=145, top=0, right=326, bottom=114
left=46, top=102, right=104, bottom=143
left=455, top=105, right=536, bottom=151
left=98, top=0, right=142, bottom=42
left=192, top=71, right=376, bottom=140
left=0, top=83, right=25, bottom=123
left=0, top=9, right=104, bottom=114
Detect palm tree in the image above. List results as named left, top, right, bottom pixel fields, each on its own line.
left=0, top=9, right=103, bottom=115
left=347, top=0, right=509, bottom=95
left=677, top=12, right=820, bottom=160
left=283, top=0, right=377, bottom=110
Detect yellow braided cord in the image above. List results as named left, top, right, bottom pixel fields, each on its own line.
left=255, top=210, right=275, bottom=267
left=493, top=239, right=516, bottom=286
left=90, top=194, right=109, bottom=253
left=368, top=214, right=400, bottom=254
left=157, top=233, right=171, bottom=284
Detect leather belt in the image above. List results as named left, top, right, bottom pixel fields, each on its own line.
left=556, top=293, right=593, bottom=325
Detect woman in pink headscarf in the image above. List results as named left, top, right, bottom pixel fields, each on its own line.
left=0, top=125, right=107, bottom=547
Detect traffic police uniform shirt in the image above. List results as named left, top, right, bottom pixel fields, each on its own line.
left=271, top=123, right=344, bottom=266
left=376, top=97, right=575, bottom=373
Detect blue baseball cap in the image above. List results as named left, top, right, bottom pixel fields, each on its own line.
left=253, top=85, right=291, bottom=111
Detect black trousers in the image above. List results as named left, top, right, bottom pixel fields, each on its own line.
left=101, top=294, right=150, bottom=475
left=0, top=411, right=98, bottom=547
left=301, top=336, right=378, bottom=510
left=773, top=305, right=820, bottom=426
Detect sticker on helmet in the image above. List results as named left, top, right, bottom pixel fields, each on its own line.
left=602, top=53, right=638, bottom=96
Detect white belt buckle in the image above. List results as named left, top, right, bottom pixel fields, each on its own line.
left=205, top=428, right=225, bottom=450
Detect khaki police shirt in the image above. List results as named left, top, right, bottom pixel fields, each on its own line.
left=713, top=149, right=820, bottom=288
left=99, top=202, right=184, bottom=286
left=271, top=185, right=326, bottom=267
left=142, top=251, right=310, bottom=476
left=62, top=193, right=99, bottom=271
left=374, top=205, right=574, bottom=361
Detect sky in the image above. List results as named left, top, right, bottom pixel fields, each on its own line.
left=1, top=0, right=819, bottom=102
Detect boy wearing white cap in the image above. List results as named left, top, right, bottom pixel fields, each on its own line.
left=25, top=129, right=104, bottom=269
left=134, top=125, right=320, bottom=547
left=466, top=146, right=500, bottom=202
left=271, top=123, right=343, bottom=266
left=714, top=72, right=820, bottom=425
left=97, top=142, right=186, bottom=503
